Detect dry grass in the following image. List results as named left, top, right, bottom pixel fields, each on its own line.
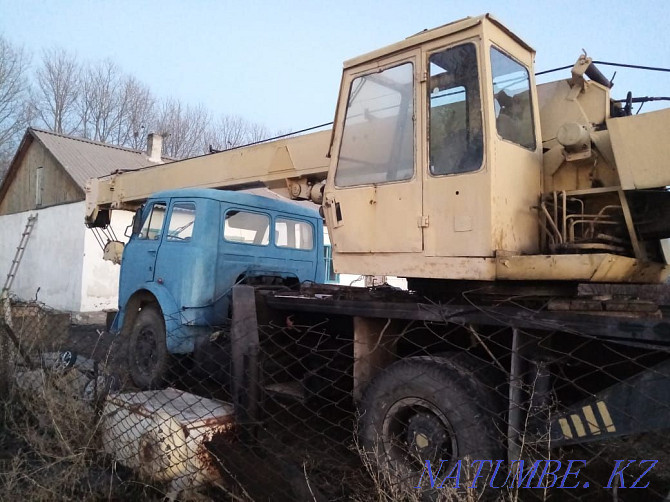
left=0, top=301, right=164, bottom=502
left=0, top=365, right=161, bottom=501
left=351, top=424, right=490, bottom=502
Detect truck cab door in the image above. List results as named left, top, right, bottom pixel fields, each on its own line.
left=120, top=201, right=167, bottom=288
left=325, top=50, right=423, bottom=254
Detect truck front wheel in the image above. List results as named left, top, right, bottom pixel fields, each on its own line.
left=128, top=305, right=169, bottom=389
left=358, top=355, right=503, bottom=477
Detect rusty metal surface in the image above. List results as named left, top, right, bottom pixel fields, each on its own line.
left=101, top=388, right=235, bottom=493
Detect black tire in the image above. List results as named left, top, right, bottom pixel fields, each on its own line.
left=128, top=305, right=168, bottom=389
left=359, top=355, right=504, bottom=476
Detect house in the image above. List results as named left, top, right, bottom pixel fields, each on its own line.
left=0, top=128, right=165, bottom=312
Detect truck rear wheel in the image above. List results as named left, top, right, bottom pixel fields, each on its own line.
left=128, top=305, right=169, bottom=389
left=358, top=355, right=503, bottom=477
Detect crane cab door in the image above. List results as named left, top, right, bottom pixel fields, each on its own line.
left=422, top=41, right=490, bottom=257
left=325, top=50, right=423, bottom=254
left=422, top=40, right=541, bottom=258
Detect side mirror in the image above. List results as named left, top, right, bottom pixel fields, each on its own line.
left=103, top=240, right=125, bottom=265
left=127, top=207, right=143, bottom=238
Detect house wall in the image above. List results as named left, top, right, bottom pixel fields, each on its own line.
left=0, top=203, right=85, bottom=311
left=80, top=209, right=134, bottom=311
left=0, top=140, right=82, bottom=215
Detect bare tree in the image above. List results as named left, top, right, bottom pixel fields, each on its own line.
left=77, top=59, right=124, bottom=142
left=0, top=36, right=30, bottom=177
left=0, top=36, right=277, bottom=171
left=245, top=121, right=271, bottom=143
left=155, top=98, right=211, bottom=159
left=114, top=75, right=156, bottom=150
left=31, top=47, right=80, bottom=134
left=206, top=114, right=250, bottom=150
left=206, top=114, right=290, bottom=152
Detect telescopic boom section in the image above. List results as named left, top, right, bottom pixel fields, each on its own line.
left=85, top=130, right=331, bottom=227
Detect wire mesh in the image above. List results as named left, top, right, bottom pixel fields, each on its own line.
left=1, top=286, right=670, bottom=501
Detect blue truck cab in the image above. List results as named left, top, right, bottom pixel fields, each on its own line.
left=113, top=188, right=324, bottom=388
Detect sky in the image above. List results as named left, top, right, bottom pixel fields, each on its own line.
left=0, top=0, right=669, bottom=134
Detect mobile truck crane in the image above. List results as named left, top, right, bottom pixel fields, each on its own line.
left=86, top=14, right=670, bottom=479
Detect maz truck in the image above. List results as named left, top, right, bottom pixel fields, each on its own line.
left=109, top=188, right=324, bottom=389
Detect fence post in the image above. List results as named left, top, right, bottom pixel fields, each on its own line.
left=231, top=285, right=260, bottom=436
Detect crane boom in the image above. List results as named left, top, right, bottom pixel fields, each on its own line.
left=85, top=129, right=331, bottom=225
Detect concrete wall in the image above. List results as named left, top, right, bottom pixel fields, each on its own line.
left=0, top=203, right=85, bottom=311
left=80, top=209, right=134, bottom=312
left=0, top=203, right=134, bottom=312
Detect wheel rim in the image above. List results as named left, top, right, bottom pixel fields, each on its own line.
left=135, top=326, right=158, bottom=374
left=381, top=397, right=457, bottom=468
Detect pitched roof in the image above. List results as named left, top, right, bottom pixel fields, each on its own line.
left=29, top=128, right=164, bottom=189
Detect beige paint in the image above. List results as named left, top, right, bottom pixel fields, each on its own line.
left=420, top=30, right=493, bottom=258
left=323, top=48, right=423, bottom=255
left=85, top=130, right=332, bottom=222
left=496, top=254, right=670, bottom=283
left=333, top=253, right=497, bottom=280
left=608, top=108, right=670, bottom=190
left=537, top=78, right=619, bottom=193
left=327, top=16, right=543, bottom=270
left=352, top=317, right=398, bottom=401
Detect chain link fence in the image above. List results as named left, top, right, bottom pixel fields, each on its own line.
left=1, top=285, right=670, bottom=501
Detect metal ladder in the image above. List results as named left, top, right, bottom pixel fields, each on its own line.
left=1, top=214, right=38, bottom=370
left=1, top=214, right=38, bottom=299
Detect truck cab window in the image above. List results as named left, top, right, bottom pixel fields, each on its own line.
left=137, top=202, right=167, bottom=240
left=429, top=43, right=483, bottom=176
left=276, top=218, right=314, bottom=250
left=335, top=62, right=414, bottom=186
left=224, top=210, right=270, bottom=245
left=491, top=47, right=536, bottom=150
left=167, top=202, right=196, bottom=241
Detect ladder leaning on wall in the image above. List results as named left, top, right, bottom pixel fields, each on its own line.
left=0, top=213, right=38, bottom=371
left=1, top=214, right=38, bottom=317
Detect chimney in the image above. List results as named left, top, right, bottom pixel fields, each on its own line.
left=146, top=133, right=163, bottom=163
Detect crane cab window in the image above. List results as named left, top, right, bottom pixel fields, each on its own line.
left=491, top=48, right=536, bottom=150
left=137, top=202, right=167, bottom=240
left=167, top=203, right=196, bottom=241
left=275, top=218, right=314, bottom=250
left=224, top=210, right=270, bottom=246
left=335, top=62, right=414, bottom=186
left=428, top=43, right=483, bottom=176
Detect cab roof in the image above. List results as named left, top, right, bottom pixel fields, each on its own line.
left=149, top=188, right=321, bottom=219
left=343, top=14, right=534, bottom=69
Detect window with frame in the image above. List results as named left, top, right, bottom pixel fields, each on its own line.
left=167, top=202, right=196, bottom=241
left=224, top=210, right=270, bottom=246
left=137, top=202, right=167, bottom=240
left=335, top=62, right=415, bottom=186
left=35, top=166, right=43, bottom=207
left=428, top=43, right=483, bottom=176
left=324, top=245, right=339, bottom=283
left=275, top=218, right=314, bottom=250
left=491, top=47, right=535, bottom=150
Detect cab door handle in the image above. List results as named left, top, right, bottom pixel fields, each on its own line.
left=324, top=195, right=343, bottom=228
